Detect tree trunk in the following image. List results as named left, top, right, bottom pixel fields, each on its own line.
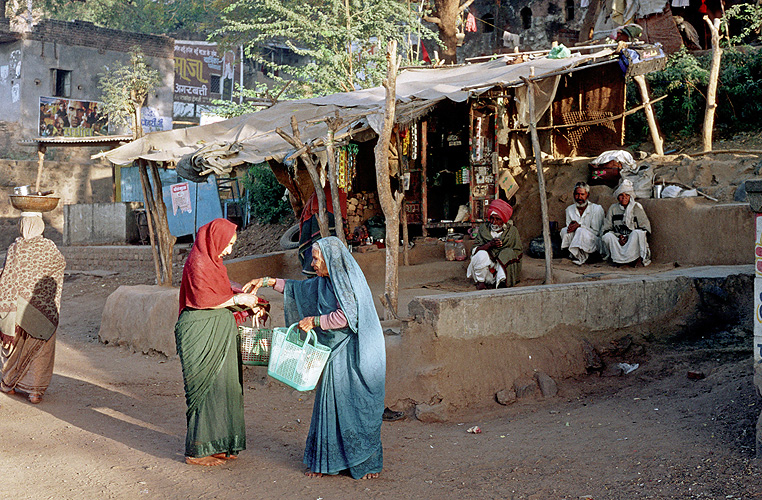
left=434, top=0, right=461, bottom=64
left=374, top=41, right=403, bottom=320
left=522, top=77, right=553, bottom=284
left=702, top=16, right=722, bottom=153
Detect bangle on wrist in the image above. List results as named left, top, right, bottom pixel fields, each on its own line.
left=233, top=294, right=239, bottom=306
left=263, top=277, right=271, bottom=287
left=313, top=315, right=320, bottom=328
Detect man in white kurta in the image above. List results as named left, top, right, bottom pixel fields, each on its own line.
left=601, top=179, right=652, bottom=266
left=560, top=182, right=605, bottom=265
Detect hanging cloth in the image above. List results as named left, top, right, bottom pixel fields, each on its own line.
left=465, top=12, right=478, bottom=32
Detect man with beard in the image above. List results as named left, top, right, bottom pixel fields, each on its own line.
left=560, top=182, right=605, bottom=265
left=466, top=199, right=522, bottom=290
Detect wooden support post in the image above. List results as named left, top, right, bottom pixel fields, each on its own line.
left=633, top=74, right=664, bottom=155
left=702, top=16, right=722, bottom=153
left=401, top=198, right=410, bottom=266
left=35, top=145, right=46, bottom=193
left=277, top=118, right=330, bottom=238
left=148, top=161, right=176, bottom=285
left=521, top=77, right=553, bottom=284
left=374, top=40, right=404, bottom=320
left=137, top=159, right=163, bottom=285
left=421, top=121, right=428, bottom=237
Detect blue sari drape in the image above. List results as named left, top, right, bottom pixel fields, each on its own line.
left=284, top=237, right=386, bottom=478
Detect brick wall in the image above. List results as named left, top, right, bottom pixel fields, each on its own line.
left=24, top=19, right=174, bottom=58
left=60, top=245, right=188, bottom=272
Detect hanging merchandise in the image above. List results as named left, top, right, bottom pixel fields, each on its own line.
left=465, top=12, right=478, bottom=32
left=335, top=144, right=359, bottom=191
left=401, top=128, right=409, bottom=156
left=411, top=123, right=418, bottom=160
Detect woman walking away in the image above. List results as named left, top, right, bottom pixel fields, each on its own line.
left=175, top=218, right=261, bottom=466
left=248, top=236, right=386, bottom=479
left=0, top=212, right=66, bottom=404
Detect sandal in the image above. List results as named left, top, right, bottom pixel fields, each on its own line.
left=28, top=394, right=42, bottom=404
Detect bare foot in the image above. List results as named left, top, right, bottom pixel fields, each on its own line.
left=305, top=471, right=323, bottom=478
left=361, top=473, right=380, bottom=479
left=28, top=394, right=42, bottom=404
left=185, top=456, right=225, bottom=466
left=211, top=453, right=238, bottom=460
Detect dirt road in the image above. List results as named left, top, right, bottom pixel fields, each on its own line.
left=0, top=269, right=760, bottom=500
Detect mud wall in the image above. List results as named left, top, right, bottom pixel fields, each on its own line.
left=386, top=267, right=753, bottom=419
left=0, top=159, right=113, bottom=248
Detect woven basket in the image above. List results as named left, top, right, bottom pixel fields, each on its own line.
left=238, top=324, right=273, bottom=366
left=267, top=323, right=330, bottom=391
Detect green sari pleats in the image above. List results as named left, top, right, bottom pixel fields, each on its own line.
left=175, top=308, right=245, bottom=458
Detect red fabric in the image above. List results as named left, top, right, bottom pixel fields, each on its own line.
left=421, top=42, right=431, bottom=64
left=698, top=0, right=707, bottom=13
left=178, top=218, right=237, bottom=314
left=299, top=185, right=348, bottom=225
left=465, top=12, right=478, bottom=33
left=487, top=199, right=513, bottom=223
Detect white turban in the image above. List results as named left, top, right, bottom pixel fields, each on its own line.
left=613, top=179, right=636, bottom=199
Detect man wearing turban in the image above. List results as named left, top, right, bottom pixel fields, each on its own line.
left=467, top=199, right=523, bottom=289
left=560, top=181, right=605, bottom=265
left=601, top=179, right=652, bottom=266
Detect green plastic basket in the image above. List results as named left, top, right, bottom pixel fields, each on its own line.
left=238, top=325, right=272, bottom=366
left=267, top=323, right=331, bottom=391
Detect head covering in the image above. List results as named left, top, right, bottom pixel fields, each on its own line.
left=486, top=199, right=513, bottom=223
left=20, top=212, right=44, bottom=239
left=178, top=218, right=237, bottom=314
left=613, top=179, right=636, bottom=200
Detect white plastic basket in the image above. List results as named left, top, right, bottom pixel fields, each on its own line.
left=267, top=323, right=331, bottom=391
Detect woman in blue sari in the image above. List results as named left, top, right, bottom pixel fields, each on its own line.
left=248, top=236, right=385, bottom=479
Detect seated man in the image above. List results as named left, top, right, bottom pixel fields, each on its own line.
left=601, top=179, right=652, bottom=266
left=467, top=199, right=522, bottom=290
left=560, top=181, right=605, bottom=265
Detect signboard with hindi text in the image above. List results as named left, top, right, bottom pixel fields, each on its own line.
left=174, top=41, right=240, bottom=105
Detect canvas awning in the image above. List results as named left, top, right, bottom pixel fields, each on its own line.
left=98, top=49, right=615, bottom=167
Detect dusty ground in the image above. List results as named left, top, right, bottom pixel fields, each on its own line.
left=2, top=135, right=762, bottom=499
left=1, top=258, right=760, bottom=500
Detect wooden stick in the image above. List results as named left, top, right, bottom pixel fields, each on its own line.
left=137, top=159, right=162, bottom=285
left=633, top=74, right=664, bottom=155
left=421, top=120, right=429, bottom=237
left=521, top=76, right=553, bottom=284
left=687, top=149, right=762, bottom=157
left=35, top=145, right=46, bottom=193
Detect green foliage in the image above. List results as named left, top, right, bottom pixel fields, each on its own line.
left=98, top=47, right=161, bottom=136
left=37, top=0, right=228, bottom=36
left=722, top=4, right=762, bottom=46
left=211, top=83, right=281, bottom=118
left=625, top=46, right=762, bottom=142
left=243, top=163, right=293, bottom=224
left=215, top=0, right=438, bottom=98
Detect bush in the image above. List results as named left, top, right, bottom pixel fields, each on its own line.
left=243, top=162, right=293, bottom=224
left=625, top=46, right=762, bottom=144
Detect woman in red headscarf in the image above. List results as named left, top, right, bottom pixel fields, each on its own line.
left=175, top=218, right=262, bottom=466
left=467, top=199, right=523, bottom=289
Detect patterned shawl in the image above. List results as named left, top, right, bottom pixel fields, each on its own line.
left=0, top=235, right=66, bottom=339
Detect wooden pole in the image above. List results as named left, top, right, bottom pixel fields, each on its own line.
left=276, top=118, right=331, bottom=238
left=420, top=120, right=429, bottom=237
left=521, top=76, right=553, bottom=284
left=35, top=145, right=46, bottom=194
left=148, top=161, right=175, bottom=285
left=702, top=16, right=722, bottom=153
left=633, top=74, right=664, bottom=155
left=137, top=159, right=162, bottom=284
left=324, top=114, right=348, bottom=245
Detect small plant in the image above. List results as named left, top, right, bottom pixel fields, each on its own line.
left=243, top=162, right=292, bottom=223
left=722, top=4, right=762, bottom=46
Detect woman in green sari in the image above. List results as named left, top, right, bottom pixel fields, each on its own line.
left=175, top=218, right=261, bottom=466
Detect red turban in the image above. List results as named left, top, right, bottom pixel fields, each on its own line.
left=487, top=199, right=513, bottom=223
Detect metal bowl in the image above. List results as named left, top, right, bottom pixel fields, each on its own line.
left=9, top=195, right=60, bottom=212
